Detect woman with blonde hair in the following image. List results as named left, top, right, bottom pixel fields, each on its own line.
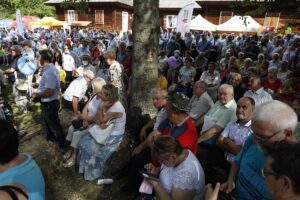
left=77, top=84, right=126, bottom=180
left=63, top=77, right=106, bottom=167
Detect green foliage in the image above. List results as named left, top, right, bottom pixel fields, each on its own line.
left=62, top=0, right=89, bottom=14
left=231, top=0, right=300, bottom=16
left=0, top=0, right=55, bottom=19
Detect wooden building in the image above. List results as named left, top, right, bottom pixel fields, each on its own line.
left=45, top=0, right=134, bottom=31
left=45, top=0, right=202, bottom=31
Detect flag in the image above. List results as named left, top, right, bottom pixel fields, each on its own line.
left=176, top=3, right=194, bottom=34
left=16, top=9, right=24, bottom=36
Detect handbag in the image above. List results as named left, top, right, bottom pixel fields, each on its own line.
left=71, top=119, right=83, bottom=130
left=89, top=121, right=114, bottom=144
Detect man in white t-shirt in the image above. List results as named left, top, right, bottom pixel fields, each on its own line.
left=63, top=70, right=95, bottom=117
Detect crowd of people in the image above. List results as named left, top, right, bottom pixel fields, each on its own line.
left=0, top=26, right=299, bottom=200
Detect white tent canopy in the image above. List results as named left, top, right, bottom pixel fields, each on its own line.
left=216, top=15, right=262, bottom=32
left=190, top=15, right=217, bottom=31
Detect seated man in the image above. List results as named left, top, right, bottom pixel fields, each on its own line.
left=200, top=62, right=221, bottom=102
left=215, top=97, right=255, bottom=174
left=221, top=100, right=298, bottom=200
left=197, top=84, right=237, bottom=145
left=62, top=69, right=95, bottom=117
left=229, top=72, right=246, bottom=102
left=196, top=84, right=237, bottom=183
left=123, top=92, right=198, bottom=192
left=263, top=141, right=300, bottom=200
left=244, top=76, right=272, bottom=106
left=188, top=80, right=214, bottom=125
left=132, top=88, right=168, bottom=155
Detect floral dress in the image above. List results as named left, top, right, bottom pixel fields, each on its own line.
left=77, top=101, right=126, bottom=180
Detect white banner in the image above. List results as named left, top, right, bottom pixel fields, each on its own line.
left=176, top=3, right=194, bottom=34
left=16, top=9, right=24, bottom=36
left=122, top=11, right=128, bottom=32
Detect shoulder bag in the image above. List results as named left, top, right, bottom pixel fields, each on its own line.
left=89, top=120, right=114, bottom=144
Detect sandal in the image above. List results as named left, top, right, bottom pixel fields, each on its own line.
left=63, top=159, right=75, bottom=168
left=63, top=151, right=72, bottom=160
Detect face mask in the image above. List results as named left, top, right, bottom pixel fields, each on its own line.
left=64, top=50, right=70, bottom=54
left=82, top=61, right=89, bottom=66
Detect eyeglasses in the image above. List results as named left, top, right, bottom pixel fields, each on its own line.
left=253, top=129, right=285, bottom=143
left=261, top=168, right=279, bottom=178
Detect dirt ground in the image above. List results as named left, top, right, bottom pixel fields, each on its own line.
left=16, top=104, right=136, bottom=200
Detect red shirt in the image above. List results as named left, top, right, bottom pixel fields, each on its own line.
left=158, top=117, right=198, bottom=155
left=262, top=79, right=282, bottom=92
left=91, top=47, right=100, bottom=61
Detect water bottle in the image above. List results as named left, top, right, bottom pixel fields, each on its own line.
left=97, top=178, right=113, bottom=185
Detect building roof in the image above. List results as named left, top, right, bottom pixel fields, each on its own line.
left=159, top=0, right=201, bottom=9
left=45, top=0, right=201, bottom=8
left=45, top=0, right=133, bottom=6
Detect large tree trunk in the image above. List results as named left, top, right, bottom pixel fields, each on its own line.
left=130, top=0, right=159, bottom=114
left=127, top=0, right=159, bottom=139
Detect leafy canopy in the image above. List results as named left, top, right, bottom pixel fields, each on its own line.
left=0, top=0, right=55, bottom=19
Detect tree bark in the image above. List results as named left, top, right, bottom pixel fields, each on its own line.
left=130, top=0, right=159, bottom=117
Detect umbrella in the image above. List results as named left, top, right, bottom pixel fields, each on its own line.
left=8, top=16, right=40, bottom=30
left=0, top=19, right=13, bottom=29
left=31, top=17, right=65, bottom=27
left=17, top=55, right=37, bottom=76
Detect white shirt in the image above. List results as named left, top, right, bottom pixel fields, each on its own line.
left=62, top=53, right=76, bottom=71
left=63, top=76, right=88, bottom=102
left=244, top=87, right=273, bottom=106
left=277, top=70, right=291, bottom=81
left=107, top=39, right=118, bottom=52
left=188, top=92, right=214, bottom=121
left=76, top=64, right=96, bottom=77
left=87, top=96, right=102, bottom=118
left=107, top=101, right=126, bottom=136
left=221, top=120, right=252, bottom=163
left=159, top=150, right=205, bottom=200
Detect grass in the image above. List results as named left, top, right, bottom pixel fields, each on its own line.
left=1, top=79, right=136, bottom=200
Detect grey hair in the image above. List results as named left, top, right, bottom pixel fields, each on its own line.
left=151, top=88, right=168, bottom=97
left=195, top=80, right=207, bottom=90
left=257, top=53, right=265, bottom=59
left=252, top=100, right=298, bottom=132
left=231, top=72, right=242, bottom=79
left=91, top=77, right=106, bottom=93
left=219, top=84, right=234, bottom=94
left=83, top=69, right=95, bottom=80
left=245, top=58, right=253, bottom=63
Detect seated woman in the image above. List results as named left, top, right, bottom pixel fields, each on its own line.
left=77, top=84, right=126, bottom=181
left=0, top=119, right=45, bottom=199
left=144, top=136, right=205, bottom=200
left=63, top=77, right=106, bottom=168
left=174, top=57, right=196, bottom=97
left=262, top=67, right=282, bottom=96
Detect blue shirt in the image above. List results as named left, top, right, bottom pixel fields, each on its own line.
left=38, top=63, right=60, bottom=102
left=0, top=153, right=45, bottom=200
left=78, top=46, right=90, bottom=57
left=234, top=135, right=273, bottom=200
left=197, top=40, right=212, bottom=52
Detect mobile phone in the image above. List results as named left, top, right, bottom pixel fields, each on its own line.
left=138, top=169, right=159, bottom=182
